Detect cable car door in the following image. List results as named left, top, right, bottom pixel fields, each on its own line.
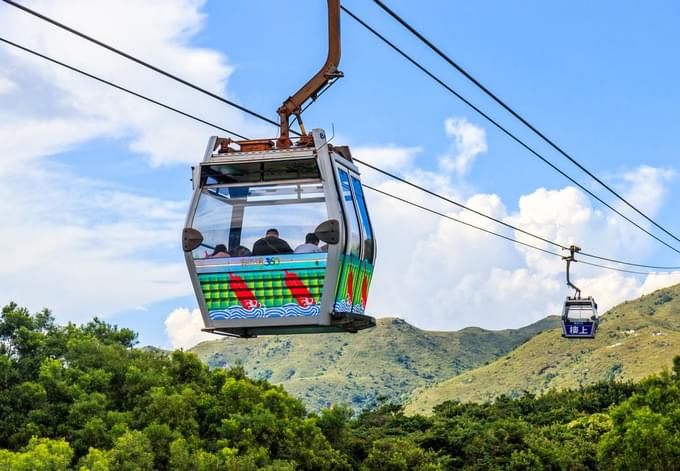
left=333, top=165, right=374, bottom=314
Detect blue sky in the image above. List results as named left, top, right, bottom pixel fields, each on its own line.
left=1, top=0, right=679, bottom=348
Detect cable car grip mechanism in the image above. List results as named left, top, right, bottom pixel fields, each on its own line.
left=276, top=0, right=343, bottom=149
left=563, top=244, right=581, bottom=299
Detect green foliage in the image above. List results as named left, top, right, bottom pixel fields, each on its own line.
left=361, top=437, right=443, bottom=470
left=3, top=300, right=680, bottom=469
left=0, top=303, right=348, bottom=469
left=0, top=437, right=73, bottom=470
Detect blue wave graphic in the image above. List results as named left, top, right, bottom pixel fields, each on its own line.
left=333, top=300, right=353, bottom=313
left=209, top=307, right=266, bottom=320
left=209, top=303, right=319, bottom=321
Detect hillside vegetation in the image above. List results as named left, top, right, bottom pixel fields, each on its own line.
left=406, top=284, right=680, bottom=414
left=3, top=301, right=680, bottom=470
left=190, top=316, right=560, bottom=411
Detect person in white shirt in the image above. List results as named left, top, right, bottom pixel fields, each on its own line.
left=294, top=233, right=322, bottom=254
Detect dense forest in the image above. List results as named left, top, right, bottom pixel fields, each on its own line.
left=1, top=303, right=679, bottom=470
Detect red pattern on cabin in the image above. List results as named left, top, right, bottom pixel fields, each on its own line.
left=228, top=273, right=260, bottom=310
left=284, top=271, right=315, bottom=307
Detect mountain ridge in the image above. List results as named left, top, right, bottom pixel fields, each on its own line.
left=189, top=315, right=561, bottom=411
left=405, top=283, right=680, bottom=414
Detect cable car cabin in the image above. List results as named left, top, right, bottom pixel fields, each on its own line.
left=562, top=297, right=598, bottom=339
left=182, top=129, right=376, bottom=338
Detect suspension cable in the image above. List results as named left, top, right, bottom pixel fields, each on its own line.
left=341, top=5, right=680, bottom=257
left=0, top=37, right=247, bottom=140
left=4, top=34, right=678, bottom=274
left=0, top=0, right=294, bottom=135
left=364, top=185, right=664, bottom=276
left=372, top=0, right=680, bottom=248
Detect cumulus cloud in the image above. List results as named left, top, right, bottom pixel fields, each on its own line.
left=616, top=165, right=675, bottom=216
left=362, top=133, right=678, bottom=331
left=638, top=271, right=680, bottom=295
left=1, top=0, right=676, bottom=340
left=165, top=307, right=214, bottom=349
left=0, top=0, right=269, bottom=323
left=352, top=145, right=421, bottom=174
left=0, top=163, right=191, bottom=322
left=440, top=117, right=487, bottom=175
left=0, top=0, right=270, bottom=168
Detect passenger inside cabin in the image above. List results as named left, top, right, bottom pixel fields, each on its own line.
left=209, top=244, right=231, bottom=258
left=294, top=233, right=322, bottom=254
left=232, top=245, right=252, bottom=257
left=252, top=228, right=294, bottom=256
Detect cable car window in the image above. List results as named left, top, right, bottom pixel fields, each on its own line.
left=190, top=182, right=327, bottom=259
left=565, top=302, right=595, bottom=321
left=338, top=169, right=361, bottom=257
left=202, top=159, right=320, bottom=185
left=190, top=188, right=235, bottom=259
left=350, top=176, right=374, bottom=263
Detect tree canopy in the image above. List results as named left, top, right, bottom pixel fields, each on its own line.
left=1, top=302, right=679, bottom=470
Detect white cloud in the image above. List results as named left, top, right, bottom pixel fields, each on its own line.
left=363, top=137, right=679, bottom=331
left=165, top=307, right=214, bottom=349
left=0, top=164, right=191, bottom=322
left=638, top=271, right=680, bottom=296
left=1, top=0, right=677, bottom=341
left=0, top=75, right=18, bottom=95
left=0, top=0, right=270, bottom=323
left=616, top=165, right=675, bottom=216
left=440, top=117, right=487, bottom=175
left=352, top=145, right=421, bottom=174
left=0, top=0, right=270, bottom=168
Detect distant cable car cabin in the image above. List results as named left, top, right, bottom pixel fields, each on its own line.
left=181, top=0, right=376, bottom=337
left=561, top=245, right=598, bottom=339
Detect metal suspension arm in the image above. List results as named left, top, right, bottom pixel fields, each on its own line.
left=563, top=244, right=581, bottom=298
left=276, top=0, right=344, bottom=148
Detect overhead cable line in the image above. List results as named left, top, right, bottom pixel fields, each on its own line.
left=0, top=0, right=297, bottom=136
left=578, top=260, right=654, bottom=276
left=6, top=0, right=677, bottom=255
left=364, top=184, right=660, bottom=276
left=577, top=252, right=680, bottom=271
left=340, top=5, right=680, bottom=257
left=355, top=157, right=565, bottom=251
left=0, top=37, right=247, bottom=140
left=358, top=161, right=680, bottom=271
left=373, top=0, right=680, bottom=248
left=5, top=32, right=677, bottom=274
left=364, top=184, right=562, bottom=258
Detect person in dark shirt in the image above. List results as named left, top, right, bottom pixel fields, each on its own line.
left=252, top=228, right=293, bottom=256
left=232, top=245, right=252, bottom=257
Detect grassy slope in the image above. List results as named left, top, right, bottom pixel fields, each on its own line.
left=406, top=284, right=680, bottom=415
left=189, top=316, right=559, bottom=411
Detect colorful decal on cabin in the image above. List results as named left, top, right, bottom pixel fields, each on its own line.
left=195, top=253, right=326, bottom=320
left=334, top=254, right=374, bottom=314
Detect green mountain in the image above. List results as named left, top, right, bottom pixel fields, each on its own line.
left=406, top=284, right=680, bottom=415
left=189, top=315, right=560, bottom=411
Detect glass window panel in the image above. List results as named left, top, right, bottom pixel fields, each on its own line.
left=191, top=182, right=327, bottom=258
left=202, top=159, right=320, bottom=185
left=190, top=190, right=234, bottom=259
left=351, top=176, right=375, bottom=263
left=566, top=302, right=595, bottom=320
left=338, top=169, right=361, bottom=257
